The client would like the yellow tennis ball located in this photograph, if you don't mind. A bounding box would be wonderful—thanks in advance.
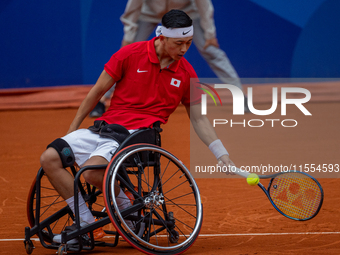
[247,173,259,186]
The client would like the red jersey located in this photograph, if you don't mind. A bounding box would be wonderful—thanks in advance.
[97,37,201,129]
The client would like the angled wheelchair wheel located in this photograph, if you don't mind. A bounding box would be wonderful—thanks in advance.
[103,144,203,255]
[27,167,106,243]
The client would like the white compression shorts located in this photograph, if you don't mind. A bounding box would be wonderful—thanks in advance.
[61,128,137,167]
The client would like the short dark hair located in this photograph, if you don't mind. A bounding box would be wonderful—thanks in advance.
[161,9,192,28]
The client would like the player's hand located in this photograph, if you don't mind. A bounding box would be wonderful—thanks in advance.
[218,154,236,175]
[121,39,133,48]
[203,38,219,49]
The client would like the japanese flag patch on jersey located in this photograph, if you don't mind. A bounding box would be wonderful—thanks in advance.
[170,78,181,87]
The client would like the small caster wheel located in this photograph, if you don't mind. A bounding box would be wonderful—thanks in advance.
[24,240,34,254]
[169,230,179,243]
[58,245,67,255]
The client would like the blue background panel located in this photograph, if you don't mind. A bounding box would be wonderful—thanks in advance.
[211,0,301,78]
[0,0,338,89]
[0,0,83,88]
[291,0,340,77]
[248,0,325,27]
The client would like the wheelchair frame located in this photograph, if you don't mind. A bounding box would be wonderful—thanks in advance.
[24,124,203,255]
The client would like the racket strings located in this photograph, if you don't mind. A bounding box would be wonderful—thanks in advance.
[269,173,322,220]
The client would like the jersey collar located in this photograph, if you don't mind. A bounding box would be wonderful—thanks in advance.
[148,37,181,72]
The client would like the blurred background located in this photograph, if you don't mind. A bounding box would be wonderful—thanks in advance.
[0,0,339,89]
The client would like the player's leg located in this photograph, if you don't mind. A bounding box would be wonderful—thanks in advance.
[81,142,140,233]
[81,133,121,191]
[41,129,98,200]
[192,18,243,89]
[82,156,132,213]
[81,135,133,212]
[40,147,74,199]
[133,20,158,42]
[43,130,105,243]
[52,156,109,242]
[59,130,118,221]
[81,156,108,191]
[192,18,249,111]
[79,155,130,216]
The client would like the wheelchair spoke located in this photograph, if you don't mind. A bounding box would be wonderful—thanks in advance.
[129,166,152,194]
[137,154,153,193]
[159,167,182,189]
[152,208,174,234]
[164,191,195,203]
[144,152,152,193]
[122,162,153,195]
[163,196,197,219]
[39,194,62,200]
[150,208,159,246]
[170,218,190,239]
[38,197,64,210]
[153,204,196,230]
[152,207,192,241]
[93,201,105,208]
[155,158,171,188]
[40,196,64,218]
[162,178,189,196]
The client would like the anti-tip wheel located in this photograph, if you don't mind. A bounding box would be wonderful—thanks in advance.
[169,230,179,243]
[25,240,34,254]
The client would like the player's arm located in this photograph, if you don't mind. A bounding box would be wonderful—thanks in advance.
[67,70,115,134]
[185,104,234,167]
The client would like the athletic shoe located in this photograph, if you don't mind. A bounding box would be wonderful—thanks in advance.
[52,221,89,244]
[88,219,105,240]
[89,101,105,118]
[53,220,105,244]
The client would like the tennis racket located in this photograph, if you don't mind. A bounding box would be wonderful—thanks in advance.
[233,168,324,221]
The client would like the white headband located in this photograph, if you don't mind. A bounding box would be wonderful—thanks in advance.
[155,25,194,38]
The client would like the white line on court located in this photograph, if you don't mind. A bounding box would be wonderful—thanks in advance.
[197,232,340,237]
[4,231,340,242]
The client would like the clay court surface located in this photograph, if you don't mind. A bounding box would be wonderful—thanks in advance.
[0,83,339,254]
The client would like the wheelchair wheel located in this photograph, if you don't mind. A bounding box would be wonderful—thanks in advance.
[103,144,203,255]
[27,167,106,243]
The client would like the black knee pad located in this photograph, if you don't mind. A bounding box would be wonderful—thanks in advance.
[47,138,75,167]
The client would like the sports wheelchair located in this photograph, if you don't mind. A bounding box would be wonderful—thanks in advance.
[24,123,203,255]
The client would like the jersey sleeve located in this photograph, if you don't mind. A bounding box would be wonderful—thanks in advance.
[104,46,133,81]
